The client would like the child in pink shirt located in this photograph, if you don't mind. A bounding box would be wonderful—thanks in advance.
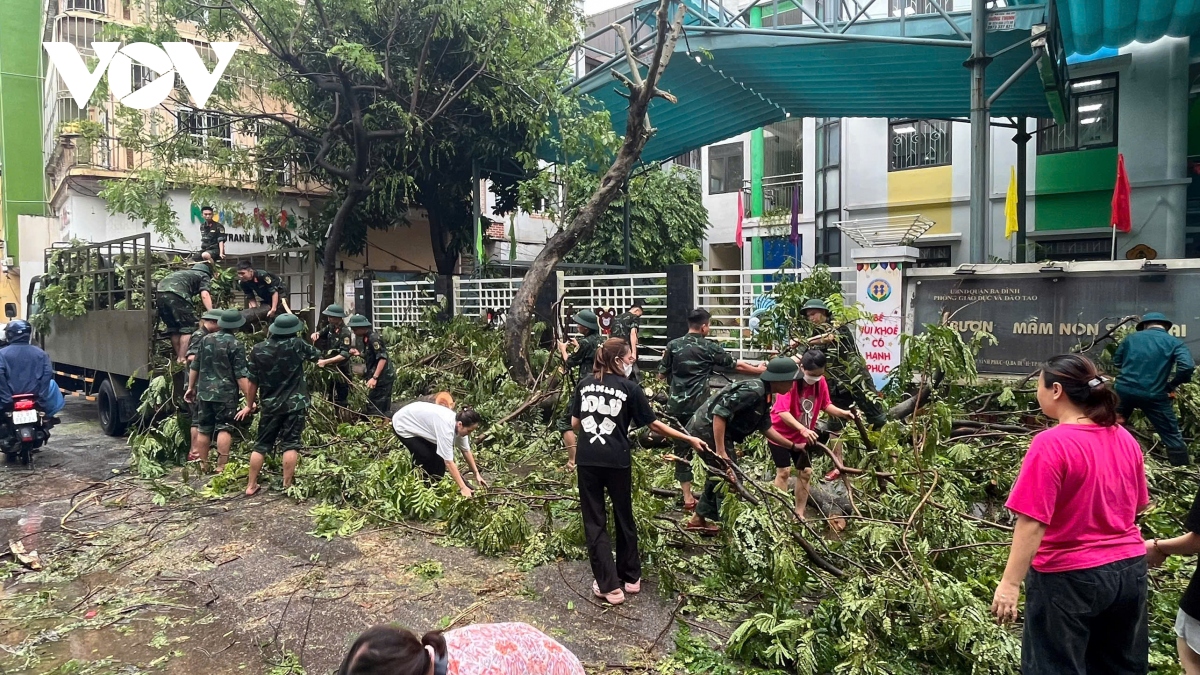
[991,354,1149,675]
[770,350,857,520]
[338,622,585,675]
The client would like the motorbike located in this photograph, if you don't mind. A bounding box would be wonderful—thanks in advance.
[3,394,51,465]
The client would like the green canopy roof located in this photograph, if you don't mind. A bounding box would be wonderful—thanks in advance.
[1014,0,1200,55]
[571,6,1058,164]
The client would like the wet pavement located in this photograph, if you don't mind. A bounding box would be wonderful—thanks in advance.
[0,398,683,674]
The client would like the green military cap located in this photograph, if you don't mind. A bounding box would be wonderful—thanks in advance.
[218,309,246,330]
[760,357,799,382]
[322,303,348,318]
[572,309,599,332]
[801,298,830,313]
[192,262,213,274]
[347,314,372,329]
[269,314,303,335]
[1137,312,1172,331]
[201,309,223,320]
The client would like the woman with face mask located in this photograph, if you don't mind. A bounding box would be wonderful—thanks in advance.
[770,349,858,520]
[337,622,585,675]
[571,338,709,605]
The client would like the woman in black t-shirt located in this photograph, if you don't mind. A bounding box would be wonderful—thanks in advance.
[571,338,708,606]
[1147,489,1200,672]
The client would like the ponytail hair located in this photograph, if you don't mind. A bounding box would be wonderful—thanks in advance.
[593,338,630,378]
[337,625,446,675]
[1041,354,1119,427]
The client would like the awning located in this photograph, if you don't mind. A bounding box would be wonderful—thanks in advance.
[1014,0,1200,56]
[568,5,1059,164]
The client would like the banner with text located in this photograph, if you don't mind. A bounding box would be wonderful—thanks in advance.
[856,262,904,389]
[910,271,1197,375]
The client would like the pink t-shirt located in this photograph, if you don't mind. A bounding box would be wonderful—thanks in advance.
[1005,423,1148,573]
[445,622,585,675]
[770,378,832,445]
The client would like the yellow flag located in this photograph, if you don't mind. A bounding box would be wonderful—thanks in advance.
[1004,166,1018,240]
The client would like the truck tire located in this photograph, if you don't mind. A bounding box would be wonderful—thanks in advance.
[97,379,129,437]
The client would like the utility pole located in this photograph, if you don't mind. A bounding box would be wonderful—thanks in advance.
[1013,117,1031,263]
[968,0,992,263]
[623,181,632,273]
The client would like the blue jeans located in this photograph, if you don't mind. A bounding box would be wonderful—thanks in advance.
[1022,556,1148,675]
[1116,391,1188,465]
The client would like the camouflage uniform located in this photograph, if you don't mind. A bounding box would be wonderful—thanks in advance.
[658,333,738,425]
[676,379,773,521]
[156,269,210,334]
[814,325,886,429]
[185,326,213,429]
[248,335,319,454]
[556,332,604,433]
[199,220,226,261]
[359,330,395,415]
[240,269,286,306]
[315,323,353,405]
[189,331,250,435]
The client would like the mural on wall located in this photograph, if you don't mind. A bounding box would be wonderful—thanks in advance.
[190,203,298,246]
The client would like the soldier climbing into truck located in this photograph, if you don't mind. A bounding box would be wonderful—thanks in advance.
[156,262,215,362]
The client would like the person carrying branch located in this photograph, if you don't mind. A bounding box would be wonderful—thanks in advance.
[156,262,215,362]
[236,261,285,320]
[609,301,643,379]
[659,308,765,511]
[312,303,354,411]
[680,357,804,536]
[185,309,252,472]
[556,309,603,469]
[348,314,395,416]
[391,401,486,498]
[1113,311,1195,466]
[239,314,320,496]
[770,349,857,521]
[571,338,708,605]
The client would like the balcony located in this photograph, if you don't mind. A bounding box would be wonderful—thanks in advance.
[741,173,804,221]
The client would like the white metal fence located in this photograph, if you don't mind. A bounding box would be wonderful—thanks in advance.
[454,277,524,322]
[562,272,668,361]
[695,267,855,359]
[372,280,437,327]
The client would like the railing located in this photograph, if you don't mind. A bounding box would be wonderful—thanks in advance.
[562,272,668,361]
[761,173,803,220]
[372,280,437,327]
[454,277,524,321]
[695,267,855,359]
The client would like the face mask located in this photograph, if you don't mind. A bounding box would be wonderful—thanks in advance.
[803,374,821,385]
[622,363,634,377]
[426,646,448,675]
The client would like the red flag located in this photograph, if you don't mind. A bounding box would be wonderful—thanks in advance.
[736,191,744,249]
[1111,153,1131,233]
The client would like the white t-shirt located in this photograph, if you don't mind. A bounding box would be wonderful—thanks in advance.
[392,401,469,462]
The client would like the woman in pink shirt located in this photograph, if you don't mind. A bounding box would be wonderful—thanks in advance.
[991,354,1149,675]
[771,350,857,520]
[337,622,586,675]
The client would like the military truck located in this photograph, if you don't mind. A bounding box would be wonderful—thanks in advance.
[26,233,316,435]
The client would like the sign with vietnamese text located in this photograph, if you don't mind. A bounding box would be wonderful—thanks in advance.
[855,262,904,389]
[911,272,1200,375]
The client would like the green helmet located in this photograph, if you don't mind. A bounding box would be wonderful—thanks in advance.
[760,357,799,382]
[192,262,213,274]
[322,303,348,318]
[801,299,830,313]
[347,314,372,329]
[269,313,304,335]
[217,309,245,330]
[572,309,599,332]
[201,309,223,321]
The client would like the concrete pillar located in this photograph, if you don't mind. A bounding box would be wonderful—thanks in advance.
[852,246,918,389]
[666,264,698,340]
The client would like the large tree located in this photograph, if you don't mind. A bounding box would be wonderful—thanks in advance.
[102,0,576,300]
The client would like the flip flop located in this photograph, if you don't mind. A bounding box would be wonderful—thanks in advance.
[682,499,697,512]
[684,522,721,536]
[824,469,841,482]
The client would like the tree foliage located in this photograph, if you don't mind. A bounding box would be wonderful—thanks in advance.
[564,165,706,271]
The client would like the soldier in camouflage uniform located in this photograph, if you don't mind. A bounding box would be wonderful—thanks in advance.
[240,314,320,495]
[197,206,226,262]
[156,262,215,362]
[185,309,251,472]
[236,261,285,318]
[609,302,643,381]
[311,303,354,410]
[659,308,765,510]
[348,314,395,416]
[555,309,604,469]
[679,357,801,534]
[186,309,222,455]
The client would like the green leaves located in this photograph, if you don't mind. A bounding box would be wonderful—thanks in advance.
[326,43,384,77]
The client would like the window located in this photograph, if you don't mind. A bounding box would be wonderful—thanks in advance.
[889,119,952,171]
[58,16,100,51]
[1034,237,1111,262]
[915,245,952,268]
[763,118,803,213]
[1038,75,1118,154]
[815,117,842,267]
[889,0,952,16]
[256,123,292,186]
[178,108,232,157]
[671,148,701,171]
[65,0,106,12]
[708,142,743,194]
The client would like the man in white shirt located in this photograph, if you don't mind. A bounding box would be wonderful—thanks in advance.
[392,402,486,497]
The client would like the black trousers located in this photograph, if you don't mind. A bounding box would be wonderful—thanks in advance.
[398,435,446,479]
[1116,391,1189,465]
[1022,556,1148,675]
[577,465,640,594]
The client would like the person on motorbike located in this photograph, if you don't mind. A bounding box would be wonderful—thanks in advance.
[0,320,63,425]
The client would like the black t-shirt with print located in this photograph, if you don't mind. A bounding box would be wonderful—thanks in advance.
[1180,487,1200,620]
[569,373,656,469]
